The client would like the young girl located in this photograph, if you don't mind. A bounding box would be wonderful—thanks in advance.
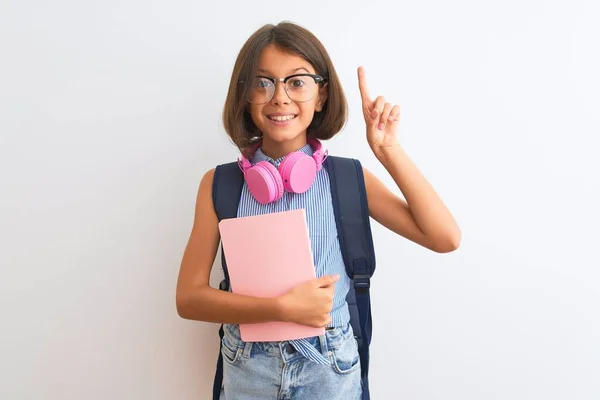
[176,21,461,399]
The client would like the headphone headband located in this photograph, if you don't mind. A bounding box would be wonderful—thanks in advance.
[238,138,327,173]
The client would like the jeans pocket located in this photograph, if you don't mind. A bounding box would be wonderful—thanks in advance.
[221,326,242,365]
[331,333,360,374]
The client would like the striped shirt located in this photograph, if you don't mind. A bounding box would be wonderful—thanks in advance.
[236,142,350,364]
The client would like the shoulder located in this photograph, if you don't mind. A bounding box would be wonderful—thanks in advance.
[199,161,242,198]
[323,154,363,169]
[199,167,216,189]
[322,155,366,184]
[196,168,216,206]
[193,163,240,223]
[323,156,385,215]
[201,167,216,182]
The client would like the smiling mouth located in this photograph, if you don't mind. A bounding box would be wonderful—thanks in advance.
[267,114,297,122]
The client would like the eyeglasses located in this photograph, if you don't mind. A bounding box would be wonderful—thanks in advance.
[245,73,326,105]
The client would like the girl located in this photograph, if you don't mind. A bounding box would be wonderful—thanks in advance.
[176,21,461,399]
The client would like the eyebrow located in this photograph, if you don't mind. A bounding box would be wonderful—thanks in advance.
[257,67,312,75]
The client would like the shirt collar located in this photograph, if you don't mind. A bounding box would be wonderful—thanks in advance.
[251,142,314,167]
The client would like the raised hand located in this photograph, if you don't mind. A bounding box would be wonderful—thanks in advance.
[357,66,401,154]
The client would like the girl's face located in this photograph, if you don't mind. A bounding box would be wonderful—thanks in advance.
[248,44,327,149]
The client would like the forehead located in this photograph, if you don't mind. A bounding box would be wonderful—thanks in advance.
[257,44,315,76]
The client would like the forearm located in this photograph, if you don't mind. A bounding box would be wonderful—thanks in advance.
[374,144,461,244]
[177,285,284,324]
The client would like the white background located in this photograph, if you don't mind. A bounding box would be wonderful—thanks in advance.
[1,0,599,399]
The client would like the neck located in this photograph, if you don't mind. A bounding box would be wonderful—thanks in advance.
[260,134,308,160]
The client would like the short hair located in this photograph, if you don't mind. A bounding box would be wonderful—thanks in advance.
[222,22,348,153]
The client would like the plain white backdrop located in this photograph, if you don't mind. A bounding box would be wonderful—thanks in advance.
[1,0,599,399]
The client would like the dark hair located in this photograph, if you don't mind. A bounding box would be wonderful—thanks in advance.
[222,21,348,153]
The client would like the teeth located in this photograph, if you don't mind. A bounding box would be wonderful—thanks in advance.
[269,115,296,122]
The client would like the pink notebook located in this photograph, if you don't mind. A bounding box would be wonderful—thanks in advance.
[217,208,325,342]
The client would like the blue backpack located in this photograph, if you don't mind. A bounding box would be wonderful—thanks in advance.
[211,155,376,400]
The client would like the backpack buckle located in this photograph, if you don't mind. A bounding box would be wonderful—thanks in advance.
[353,273,371,290]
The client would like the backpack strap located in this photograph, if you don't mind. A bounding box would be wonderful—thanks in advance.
[212,161,245,282]
[210,161,244,400]
[324,156,376,400]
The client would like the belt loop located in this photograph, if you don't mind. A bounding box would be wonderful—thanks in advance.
[242,341,253,358]
[319,334,329,358]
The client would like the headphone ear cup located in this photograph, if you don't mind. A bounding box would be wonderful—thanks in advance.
[245,161,284,204]
[279,152,317,193]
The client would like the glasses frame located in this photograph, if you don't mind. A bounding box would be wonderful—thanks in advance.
[243,73,327,105]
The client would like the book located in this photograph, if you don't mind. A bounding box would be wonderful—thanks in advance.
[218,208,325,342]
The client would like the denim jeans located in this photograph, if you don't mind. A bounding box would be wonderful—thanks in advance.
[219,322,362,399]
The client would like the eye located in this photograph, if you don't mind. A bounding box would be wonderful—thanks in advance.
[255,78,273,89]
[287,78,305,89]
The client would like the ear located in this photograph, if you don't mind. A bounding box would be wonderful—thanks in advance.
[315,82,328,112]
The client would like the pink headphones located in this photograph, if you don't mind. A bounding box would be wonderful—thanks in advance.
[238,138,327,204]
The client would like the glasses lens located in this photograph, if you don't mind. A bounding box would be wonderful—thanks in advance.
[248,77,274,104]
[285,76,317,102]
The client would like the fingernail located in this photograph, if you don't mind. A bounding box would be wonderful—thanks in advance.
[378,122,384,130]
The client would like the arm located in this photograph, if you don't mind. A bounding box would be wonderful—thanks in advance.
[363,147,461,253]
[175,168,339,326]
[175,168,283,324]
[357,66,461,253]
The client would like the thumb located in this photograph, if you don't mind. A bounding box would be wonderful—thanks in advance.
[315,274,340,287]
[369,108,379,122]
[364,108,379,129]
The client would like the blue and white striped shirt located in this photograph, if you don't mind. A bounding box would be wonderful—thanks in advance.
[236,143,350,363]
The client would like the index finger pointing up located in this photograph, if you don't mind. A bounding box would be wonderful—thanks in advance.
[357,66,371,105]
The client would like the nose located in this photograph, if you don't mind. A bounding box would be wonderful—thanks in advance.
[270,79,290,105]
